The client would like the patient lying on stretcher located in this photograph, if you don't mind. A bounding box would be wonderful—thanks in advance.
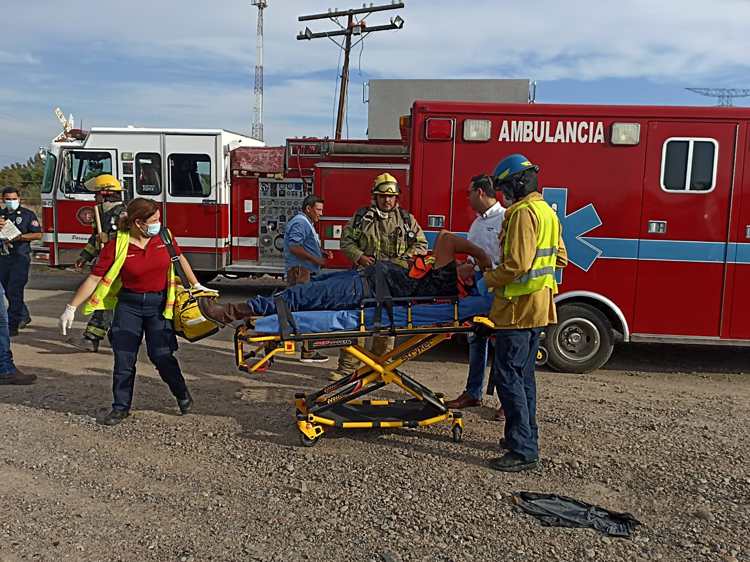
[198,231,492,325]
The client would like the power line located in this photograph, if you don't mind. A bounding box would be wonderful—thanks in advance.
[297,2,405,140]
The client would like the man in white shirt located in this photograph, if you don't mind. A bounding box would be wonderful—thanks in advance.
[446,175,505,413]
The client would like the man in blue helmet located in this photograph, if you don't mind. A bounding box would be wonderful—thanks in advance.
[482,154,568,472]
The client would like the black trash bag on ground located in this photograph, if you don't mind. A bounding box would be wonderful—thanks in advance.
[512,492,641,537]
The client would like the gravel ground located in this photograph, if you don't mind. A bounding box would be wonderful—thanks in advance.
[1,267,748,562]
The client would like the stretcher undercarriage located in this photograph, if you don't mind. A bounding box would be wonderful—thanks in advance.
[234,293,492,446]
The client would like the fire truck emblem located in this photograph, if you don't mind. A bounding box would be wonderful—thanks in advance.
[76,206,95,226]
[542,188,602,272]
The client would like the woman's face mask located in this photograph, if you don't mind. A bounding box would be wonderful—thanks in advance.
[139,220,161,237]
[3,199,20,211]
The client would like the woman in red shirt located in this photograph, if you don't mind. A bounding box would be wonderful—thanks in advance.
[59,198,211,426]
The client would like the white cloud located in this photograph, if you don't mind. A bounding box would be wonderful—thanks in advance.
[0,50,39,65]
[2,0,750,165]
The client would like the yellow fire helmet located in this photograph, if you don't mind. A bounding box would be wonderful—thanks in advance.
[84,174,123,192]
[372,172,401,196]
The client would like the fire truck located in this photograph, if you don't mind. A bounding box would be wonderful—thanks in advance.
[40,100,750,373]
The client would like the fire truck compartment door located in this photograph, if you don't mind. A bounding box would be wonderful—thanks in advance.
[163,135,224,271]
[635,121,736,337]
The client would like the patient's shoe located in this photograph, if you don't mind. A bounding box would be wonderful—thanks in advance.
[198,298,254,326]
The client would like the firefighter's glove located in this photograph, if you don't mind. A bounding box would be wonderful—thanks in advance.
[191,283,218,296]
[59,304,76,336]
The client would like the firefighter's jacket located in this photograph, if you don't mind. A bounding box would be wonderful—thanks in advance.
[483,192,568,329]
[340,205,428,269]
[79,203,127,263]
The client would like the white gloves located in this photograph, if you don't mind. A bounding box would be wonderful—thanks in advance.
[191,283,218,295]
[59,304,76,336]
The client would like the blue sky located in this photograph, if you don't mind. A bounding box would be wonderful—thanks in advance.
[1,0,749,166]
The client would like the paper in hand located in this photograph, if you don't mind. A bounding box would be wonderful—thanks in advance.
[0,220,22,241]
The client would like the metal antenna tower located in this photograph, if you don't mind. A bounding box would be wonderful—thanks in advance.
[251,0,268,141]
[297,2,405,140]
[686,88,750,107]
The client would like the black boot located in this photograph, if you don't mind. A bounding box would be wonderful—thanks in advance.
[177,391,193,415]
[97,409,129,426]
[0,368,37,385]
[488,451,539,472]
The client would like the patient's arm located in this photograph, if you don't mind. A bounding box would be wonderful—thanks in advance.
[432,230,492,271]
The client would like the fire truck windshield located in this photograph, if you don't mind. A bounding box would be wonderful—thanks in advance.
[63,151,113,194]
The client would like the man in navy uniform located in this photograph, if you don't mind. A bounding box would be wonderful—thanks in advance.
[0,187,42,336]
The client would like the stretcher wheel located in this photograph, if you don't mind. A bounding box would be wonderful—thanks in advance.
[536,345,548,366]
[299,432,321,447]
[451,425,463,443]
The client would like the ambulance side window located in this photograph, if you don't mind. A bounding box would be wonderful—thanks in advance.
[661,138,717,192]
[168,154,211,197]
[136,153,162,195]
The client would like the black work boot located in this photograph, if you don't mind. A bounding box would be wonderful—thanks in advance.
[0,368,37,385]
[177,391,193,415]
[97,409,129,426]
[68,335,99,352]
[488,451,539,473]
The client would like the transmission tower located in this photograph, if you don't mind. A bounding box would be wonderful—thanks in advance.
[251,0,268,141]
[686,88,750,107]
[297,2,405,140]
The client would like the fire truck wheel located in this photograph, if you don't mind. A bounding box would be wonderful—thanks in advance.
[195,271,217,285]
[545,303,614,374]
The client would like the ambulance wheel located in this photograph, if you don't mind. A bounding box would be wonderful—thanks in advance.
[195,271,217,284]
[451,425,463,443]
[545,303,614,374]
[299,432,321,447]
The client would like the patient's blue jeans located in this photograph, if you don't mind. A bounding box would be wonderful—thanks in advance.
[246,270,366,316]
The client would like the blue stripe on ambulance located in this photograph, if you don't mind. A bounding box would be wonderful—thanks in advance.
[424,231,750,265]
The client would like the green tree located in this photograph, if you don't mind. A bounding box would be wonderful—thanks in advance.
[0,154,44,206]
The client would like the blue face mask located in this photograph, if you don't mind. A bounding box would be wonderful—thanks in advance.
[4,200,19,211]
[142,222,161,237]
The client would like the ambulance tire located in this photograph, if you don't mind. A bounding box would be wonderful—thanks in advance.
[195,271,217,284]
[545,303,614,374]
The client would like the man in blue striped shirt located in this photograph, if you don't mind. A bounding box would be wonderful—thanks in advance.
[283,195,331,363]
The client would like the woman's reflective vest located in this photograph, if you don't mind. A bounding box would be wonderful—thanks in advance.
[503,198,560,298]
[82,231,177,319]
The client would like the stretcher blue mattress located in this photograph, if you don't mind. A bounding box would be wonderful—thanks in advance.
[253,293,493,335]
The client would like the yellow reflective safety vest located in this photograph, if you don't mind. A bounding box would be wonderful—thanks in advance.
[82,231,177,319]
[503,198,560,298]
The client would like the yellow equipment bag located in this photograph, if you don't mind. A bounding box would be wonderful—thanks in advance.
[172,286,220,342]
[158,228,219,342]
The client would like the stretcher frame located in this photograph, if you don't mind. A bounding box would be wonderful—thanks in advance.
[234,294,484,446]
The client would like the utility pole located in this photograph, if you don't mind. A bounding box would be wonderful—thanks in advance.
[297,2,405,140]
[686,87,750,107]
[251,0,268,141]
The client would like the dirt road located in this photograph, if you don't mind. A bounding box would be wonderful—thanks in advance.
[1,267,748,562]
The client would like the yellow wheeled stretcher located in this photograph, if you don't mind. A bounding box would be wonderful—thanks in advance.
[233,294,491,447]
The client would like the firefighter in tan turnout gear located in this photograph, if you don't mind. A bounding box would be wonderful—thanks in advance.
[329,172,428,381]
[68,174,127,352]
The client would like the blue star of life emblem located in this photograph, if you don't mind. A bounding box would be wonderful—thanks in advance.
[542,188,602,272]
